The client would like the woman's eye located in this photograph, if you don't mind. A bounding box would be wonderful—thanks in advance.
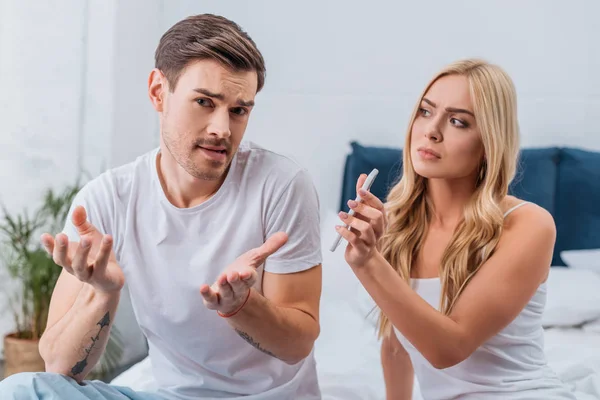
[419,108,430,117]
[450,118,468,128]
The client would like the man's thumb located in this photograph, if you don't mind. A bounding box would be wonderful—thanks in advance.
[256,232,288,261]
[72,206,98,236]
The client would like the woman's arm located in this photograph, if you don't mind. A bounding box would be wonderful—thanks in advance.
[337,191,555,369]
[382,330,414,400]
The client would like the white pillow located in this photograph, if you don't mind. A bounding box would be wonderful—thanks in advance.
[560,249,600,271]
[542,267,600,328]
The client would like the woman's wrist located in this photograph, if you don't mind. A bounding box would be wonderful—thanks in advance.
[351,250,384,272]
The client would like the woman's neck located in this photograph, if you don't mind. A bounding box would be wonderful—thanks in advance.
[425,177,477,229]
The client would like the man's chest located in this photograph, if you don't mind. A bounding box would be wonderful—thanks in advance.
[116,218,267,345]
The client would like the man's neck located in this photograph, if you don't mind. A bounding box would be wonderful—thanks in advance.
[156,150,226,209]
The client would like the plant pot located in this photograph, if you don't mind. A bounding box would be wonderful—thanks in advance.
[3,333,45,378]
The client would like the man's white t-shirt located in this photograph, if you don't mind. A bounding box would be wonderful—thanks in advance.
[62,141,323,400]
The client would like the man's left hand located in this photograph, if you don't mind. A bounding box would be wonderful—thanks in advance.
[200,232,288,315]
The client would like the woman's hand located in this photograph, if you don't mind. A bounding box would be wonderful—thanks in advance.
[336,173,387,269]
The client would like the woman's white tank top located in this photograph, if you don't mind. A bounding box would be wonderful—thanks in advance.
[394,202,577,399]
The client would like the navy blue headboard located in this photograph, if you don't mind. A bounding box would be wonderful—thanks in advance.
[339,141,600,266]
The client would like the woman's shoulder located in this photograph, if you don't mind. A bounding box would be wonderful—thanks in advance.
[500,195,556,238]
[496,196,556,281]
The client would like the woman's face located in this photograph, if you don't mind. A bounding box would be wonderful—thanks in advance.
[410,74,485,181]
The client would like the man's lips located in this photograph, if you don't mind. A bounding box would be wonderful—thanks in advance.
[198,145,227,153]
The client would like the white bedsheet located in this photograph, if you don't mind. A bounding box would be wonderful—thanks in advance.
[112,214,600,399]
[312,248,600,399]
[543,327,600,400]
[111,307,600,400]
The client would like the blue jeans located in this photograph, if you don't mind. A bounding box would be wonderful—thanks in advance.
[0,372,163,400]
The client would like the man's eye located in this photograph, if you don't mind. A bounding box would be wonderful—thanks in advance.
[196,98,213,107]
[231,107,248,116]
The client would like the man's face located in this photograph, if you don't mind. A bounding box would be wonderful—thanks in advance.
[157,59,258,181]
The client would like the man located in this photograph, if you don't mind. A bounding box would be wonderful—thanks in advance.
[1,13,323,400]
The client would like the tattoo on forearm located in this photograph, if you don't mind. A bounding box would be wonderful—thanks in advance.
[235,329,280,359]
[70,312,111,376]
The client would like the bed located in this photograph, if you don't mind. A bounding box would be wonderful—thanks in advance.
[112,143,600,399]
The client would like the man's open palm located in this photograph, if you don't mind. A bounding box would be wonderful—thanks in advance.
[200,232,288,315]
[41,206,124,294]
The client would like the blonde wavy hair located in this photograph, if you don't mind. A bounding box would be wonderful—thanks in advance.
[378,59,520,338]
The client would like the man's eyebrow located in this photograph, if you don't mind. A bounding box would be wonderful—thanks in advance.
[193,88,224,100]
[237,99,254,107]
[193,88,254,107]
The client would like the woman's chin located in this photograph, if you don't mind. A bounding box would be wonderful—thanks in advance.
[413,164,445,180]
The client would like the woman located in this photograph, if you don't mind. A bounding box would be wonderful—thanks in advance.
[335,59,576,399]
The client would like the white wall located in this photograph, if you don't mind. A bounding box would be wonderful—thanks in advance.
[0,0,146,361]
[110,0,163,167]
[0,0,89,355]
[0,0,598,359]
[154,0,600,216]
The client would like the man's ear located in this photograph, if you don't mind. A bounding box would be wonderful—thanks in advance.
[148,68,167,112]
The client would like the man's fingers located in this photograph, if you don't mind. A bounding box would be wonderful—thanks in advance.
[218,274,235,300]
[200,285,220,309]
[71,238,93,281]
[41,233,55,256]
[43,234,73,275]
[249,232,288,266]
[52,233,71,269]
[239,269,257,287]
[93,235,113,272]
[227,271,249,293]
[261,232,288,256]
[72,206,100,237]
[217,274,228,286]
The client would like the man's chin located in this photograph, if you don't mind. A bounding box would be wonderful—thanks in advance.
[189,160,231,181]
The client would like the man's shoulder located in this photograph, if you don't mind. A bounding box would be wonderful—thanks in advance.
[237,141,308,182]
[80,148,157,200]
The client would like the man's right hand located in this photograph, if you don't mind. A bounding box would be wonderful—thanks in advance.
[41,205,124,294]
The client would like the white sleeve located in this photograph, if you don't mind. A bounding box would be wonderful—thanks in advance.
[263,169,322,274]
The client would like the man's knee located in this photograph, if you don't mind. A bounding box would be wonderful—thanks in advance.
[0,372,40,398]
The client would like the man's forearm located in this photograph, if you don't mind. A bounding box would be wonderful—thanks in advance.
[226,289,319,364]
[39,284,119,381]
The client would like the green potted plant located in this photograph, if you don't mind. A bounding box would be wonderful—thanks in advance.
[0,182,123,381]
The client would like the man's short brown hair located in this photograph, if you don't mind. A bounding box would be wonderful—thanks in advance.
[155,14,266,93]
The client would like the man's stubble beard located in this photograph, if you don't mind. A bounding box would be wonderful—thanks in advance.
[162,129,232,182]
